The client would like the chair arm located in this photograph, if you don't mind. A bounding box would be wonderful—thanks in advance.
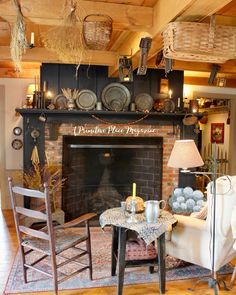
[173,214,207,231]
[55,213,97,229]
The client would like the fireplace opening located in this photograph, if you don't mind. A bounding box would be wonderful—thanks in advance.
[62,136,163,224]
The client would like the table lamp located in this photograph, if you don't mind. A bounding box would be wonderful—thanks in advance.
[167,139,204,172]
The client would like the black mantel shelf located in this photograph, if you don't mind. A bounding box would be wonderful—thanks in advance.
[16,108,202,125]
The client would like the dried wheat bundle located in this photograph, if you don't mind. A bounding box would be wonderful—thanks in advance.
[10,0,27,72]
[42,2,87,64]
[61,87,80,99]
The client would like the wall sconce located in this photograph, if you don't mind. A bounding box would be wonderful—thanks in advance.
[119,56,133,82]
[137,37,152,75]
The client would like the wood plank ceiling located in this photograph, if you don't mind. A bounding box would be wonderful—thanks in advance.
[0,0,236,85]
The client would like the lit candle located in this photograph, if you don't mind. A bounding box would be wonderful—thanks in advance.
[132,183,136,199]
[30,32,34,45]
[168,89,172,99]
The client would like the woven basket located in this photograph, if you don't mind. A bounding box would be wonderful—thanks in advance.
[162,20,236,63]
[83,14,112,50]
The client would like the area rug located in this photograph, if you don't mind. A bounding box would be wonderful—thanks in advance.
[4,227,233,294]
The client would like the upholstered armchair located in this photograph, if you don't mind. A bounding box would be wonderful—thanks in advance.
[230,206,236,288]
[166,175,236,273]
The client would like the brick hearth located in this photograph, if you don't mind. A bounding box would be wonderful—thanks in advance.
[45,123,179,214]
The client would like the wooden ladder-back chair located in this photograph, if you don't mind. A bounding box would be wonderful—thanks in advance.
[8,177,96,295]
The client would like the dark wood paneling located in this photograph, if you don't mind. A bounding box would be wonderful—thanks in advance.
[40,64,59,96]
[133,69,151,97]
[168,70,184,109]
[41,64,184,109]
[59,64,77,90]
[78,65,97,92]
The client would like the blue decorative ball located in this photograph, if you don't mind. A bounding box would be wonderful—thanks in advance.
[180,203,187,211]
[186,198,195,209]
[183,187,194,196]
[172,202,180,210]
[174,188,183,197]
[196,200,203,207]
[177,196,185,203]
[193,190,204,200]
[193,205,201,212]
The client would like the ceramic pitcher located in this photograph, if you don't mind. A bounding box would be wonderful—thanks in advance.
[144,200,166,223]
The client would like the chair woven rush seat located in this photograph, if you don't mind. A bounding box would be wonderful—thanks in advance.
[22,227,89,255]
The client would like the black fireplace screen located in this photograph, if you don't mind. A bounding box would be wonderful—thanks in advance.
[62,136,163,222]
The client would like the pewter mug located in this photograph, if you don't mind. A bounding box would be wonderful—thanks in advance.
[144,200,166,223]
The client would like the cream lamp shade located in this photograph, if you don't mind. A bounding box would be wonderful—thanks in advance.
[26,84,36,95]
[167,139,204,172]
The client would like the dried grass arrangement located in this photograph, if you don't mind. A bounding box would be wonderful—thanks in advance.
[23,161,66,211]
[42,1,86,64]
[10,0,27,72]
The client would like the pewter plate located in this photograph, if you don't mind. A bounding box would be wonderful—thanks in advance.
[76,89,97,110]
[163,99,175,113]
[54,94,67,109]
[135,93,153,112]
[101,83,131,111]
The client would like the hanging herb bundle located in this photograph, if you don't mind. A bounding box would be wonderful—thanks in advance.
[10,0,27,72]
[42,1,86,65]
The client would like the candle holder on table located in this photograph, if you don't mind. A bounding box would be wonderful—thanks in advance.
[126,198,139,223]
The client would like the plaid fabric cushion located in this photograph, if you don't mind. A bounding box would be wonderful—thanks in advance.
[125,238,157,261]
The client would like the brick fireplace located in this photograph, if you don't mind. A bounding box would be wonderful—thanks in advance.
[44,122,180,221]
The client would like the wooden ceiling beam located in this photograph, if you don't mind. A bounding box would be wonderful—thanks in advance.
[148,57,236,74]
[109,0,235,77]
[0,61,40,78]
[0,0,153,31]
[184,76,236,88]
[0,67,40,78]
[0,46,118,66]
[0,61,41,69]
[176,0,234,22]
[108,0,196,76]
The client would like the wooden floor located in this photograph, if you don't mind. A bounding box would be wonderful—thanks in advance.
[0,209,235,295]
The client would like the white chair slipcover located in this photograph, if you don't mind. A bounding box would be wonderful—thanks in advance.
[166,175,236,273]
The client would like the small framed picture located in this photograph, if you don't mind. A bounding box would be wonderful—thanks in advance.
[211,123,224,143]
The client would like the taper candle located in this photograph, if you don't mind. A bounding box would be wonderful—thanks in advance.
[132,183,136,199]
[177,97,180,108]
[30,32,34,45]
[43,80,47,92]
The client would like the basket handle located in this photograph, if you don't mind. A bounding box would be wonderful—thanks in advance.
[83,14,112,23]
[208,15,216,49]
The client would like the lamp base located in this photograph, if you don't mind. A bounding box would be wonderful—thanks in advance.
[180,168,191,173]
[188,276,229,295]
